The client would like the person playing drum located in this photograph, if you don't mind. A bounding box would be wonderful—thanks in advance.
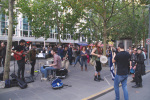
[91,41,104,82]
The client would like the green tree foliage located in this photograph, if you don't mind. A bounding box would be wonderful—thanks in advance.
[67,0,132,55]
[17,0,82,44]
[110,1,149,47]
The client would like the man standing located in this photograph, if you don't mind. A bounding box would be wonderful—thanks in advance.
[68,45,73,65]
[73,46,81,67]
[1,42,6,67]
[112,43,130,100]
[62,45,69,71]
[12,39,27,81]
[0,42,3,67]
[132,48,145,88]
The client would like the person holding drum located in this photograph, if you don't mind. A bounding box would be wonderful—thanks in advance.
[91,41,104,82]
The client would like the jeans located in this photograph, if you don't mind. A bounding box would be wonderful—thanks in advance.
[40,66,56,78]
[81,59,87,68]
[30,60,36,75]
[17,59,25,79]
[114,74,128,100]
[108,57,111,67]
[68,55,72,65]
[74,56,81,66]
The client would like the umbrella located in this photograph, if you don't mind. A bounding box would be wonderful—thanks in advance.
[77,43,88,46]
[89,43,94,46]
[100,44,104,47]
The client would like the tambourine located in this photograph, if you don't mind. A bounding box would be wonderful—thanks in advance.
[100,55,108,64]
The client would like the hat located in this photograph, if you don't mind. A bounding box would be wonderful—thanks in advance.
[137,48,142,50]
[19,39,26,43]
[52,47,58,53]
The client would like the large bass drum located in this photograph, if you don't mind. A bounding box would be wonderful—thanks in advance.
[100,55,108,64]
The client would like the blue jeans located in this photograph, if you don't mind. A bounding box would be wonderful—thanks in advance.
[81,59,87,68]
[40,66,56,78]
[114,74,128,100]
[108,57,111,67]
[74,56,81,66]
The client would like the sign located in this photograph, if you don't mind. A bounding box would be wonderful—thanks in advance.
[146,38,150,44]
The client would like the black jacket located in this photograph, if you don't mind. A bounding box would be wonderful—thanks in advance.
[136,53,145,75]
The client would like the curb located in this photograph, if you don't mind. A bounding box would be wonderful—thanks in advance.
[82,70,150,100]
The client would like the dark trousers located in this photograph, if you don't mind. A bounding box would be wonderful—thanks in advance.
[68,55,72,65]
[17,59,25,79]
[2,57,5,67]
[30,60,36,75]
[135,71,142,85]
[0,57,2,66]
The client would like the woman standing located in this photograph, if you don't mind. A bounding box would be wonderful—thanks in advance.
[81,46,88,71]
[91,41,104,82]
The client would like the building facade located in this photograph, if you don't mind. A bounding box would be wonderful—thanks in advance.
[0,8,87,47]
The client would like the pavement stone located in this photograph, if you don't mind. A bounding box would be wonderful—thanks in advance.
[0,59,150,100]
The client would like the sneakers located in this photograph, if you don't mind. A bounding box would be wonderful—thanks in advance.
[94,78,100,82]
[85,67,87,71]
[41,78,47,81]
[81,67,83,71]
[132,85,140,88]
[98,78,104,81]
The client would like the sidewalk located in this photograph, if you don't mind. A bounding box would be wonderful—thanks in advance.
[95,72,150,100]
[0,59,150,100]
[0,59,114,100]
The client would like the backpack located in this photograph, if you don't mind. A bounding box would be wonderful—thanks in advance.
[5,80,11,88]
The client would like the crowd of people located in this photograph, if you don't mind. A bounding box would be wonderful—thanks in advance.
[0,39,147,100]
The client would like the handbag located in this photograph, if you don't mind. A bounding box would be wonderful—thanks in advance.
[90,59,96,66]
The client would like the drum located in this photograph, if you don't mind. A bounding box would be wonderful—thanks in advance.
[100,55,108,64]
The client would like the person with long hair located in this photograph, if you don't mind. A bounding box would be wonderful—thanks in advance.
[91,41,104,81]
[81,46,88,71]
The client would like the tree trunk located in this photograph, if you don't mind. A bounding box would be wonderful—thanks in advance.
[103,0,107,57]
[143,32,145,47]
[103,23,107,56]
[3,0,14,81]
[55,1,61,45]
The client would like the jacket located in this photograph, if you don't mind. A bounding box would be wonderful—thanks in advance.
[136,53,145,75]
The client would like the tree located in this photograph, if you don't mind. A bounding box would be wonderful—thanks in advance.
[3,0,15,81]
[67,0,132,56]
[110,1,149,47]
[17,0,81,44]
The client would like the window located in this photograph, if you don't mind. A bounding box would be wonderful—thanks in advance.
[23,31,28,37]
[55,26,58,33]
[23,24,28,30]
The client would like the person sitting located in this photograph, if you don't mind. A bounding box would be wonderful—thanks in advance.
[40,47,62,80]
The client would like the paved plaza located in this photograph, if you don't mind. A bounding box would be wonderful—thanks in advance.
[0,59,150,100]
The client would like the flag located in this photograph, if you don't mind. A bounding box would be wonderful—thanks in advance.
[110,52,115,80]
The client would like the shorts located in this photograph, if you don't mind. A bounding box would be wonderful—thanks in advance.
[94,61,102,72]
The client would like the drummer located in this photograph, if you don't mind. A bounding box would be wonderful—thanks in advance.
[91,41,104,82]
[40,47,62,80]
